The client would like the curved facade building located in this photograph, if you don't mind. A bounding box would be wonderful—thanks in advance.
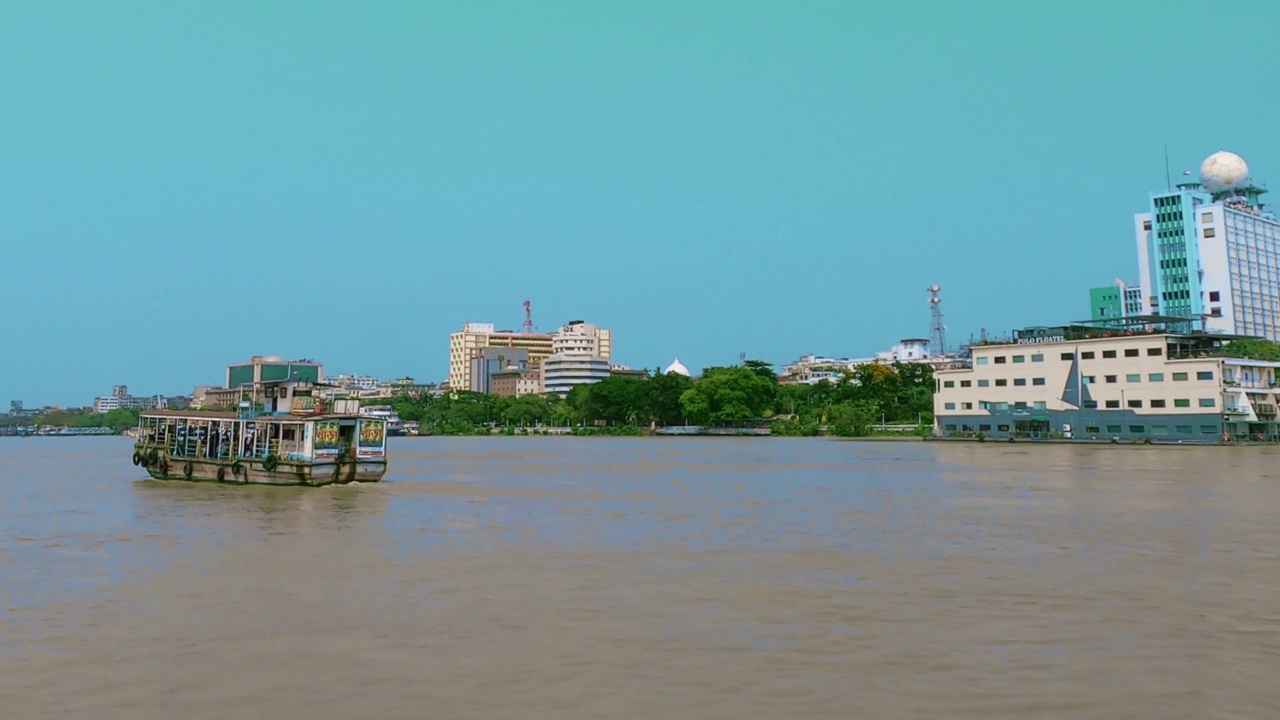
[542,353,611,396]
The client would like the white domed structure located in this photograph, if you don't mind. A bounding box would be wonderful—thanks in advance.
[664,358,691,377]
[1200,150,1250,191]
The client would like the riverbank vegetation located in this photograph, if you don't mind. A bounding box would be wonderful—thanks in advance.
[0,407,141,433]
[0,359,936,439]
[375,360,934,437]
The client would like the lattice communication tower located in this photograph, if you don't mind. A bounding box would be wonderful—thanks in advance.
[928,285,947,356]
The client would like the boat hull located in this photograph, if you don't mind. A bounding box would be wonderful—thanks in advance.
[132,445,386,486]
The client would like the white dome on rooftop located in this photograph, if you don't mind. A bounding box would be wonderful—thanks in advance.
[1200,150,1250,191]
[664,358,691,376]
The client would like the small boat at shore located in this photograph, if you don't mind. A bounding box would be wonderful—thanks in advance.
[131,380,388,486]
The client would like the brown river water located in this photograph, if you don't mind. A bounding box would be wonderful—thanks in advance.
[1,436,1278,719]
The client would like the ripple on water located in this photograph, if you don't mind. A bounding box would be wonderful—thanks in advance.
[2,437,1280,718]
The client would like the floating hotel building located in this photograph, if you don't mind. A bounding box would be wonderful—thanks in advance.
[933,317,1280,443]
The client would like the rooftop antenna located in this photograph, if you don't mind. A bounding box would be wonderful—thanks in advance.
[928,285,947,356]
[1164,144,1172,190]
[739,351,746,365]
[521,299,535,334]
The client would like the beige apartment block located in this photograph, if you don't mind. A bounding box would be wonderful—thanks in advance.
[490,368,543,397]
[934,324,1280,442]
[448,322,554,391]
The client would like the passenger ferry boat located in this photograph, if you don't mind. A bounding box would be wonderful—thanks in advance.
[131,380,388,486]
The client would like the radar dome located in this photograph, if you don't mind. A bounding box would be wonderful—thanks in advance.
[1200,150,1250,191]
[664,358,691,377]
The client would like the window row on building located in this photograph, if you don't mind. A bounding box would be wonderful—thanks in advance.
[942,422,1220,437]
[941,370,1213,390]
[941,398,1216,411]
[974,347,1168,365]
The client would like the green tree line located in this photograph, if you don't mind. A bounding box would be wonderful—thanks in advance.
[374,360,934,437]
[0,407,141,433]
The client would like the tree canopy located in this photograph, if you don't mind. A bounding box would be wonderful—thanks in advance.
[1221,338,1280,362]
[369,360,932,437]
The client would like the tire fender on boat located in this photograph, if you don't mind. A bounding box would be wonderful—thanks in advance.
[263,454,280,472]
[132,451,142,467]
[216,466,227,482]
[183,462,194,479]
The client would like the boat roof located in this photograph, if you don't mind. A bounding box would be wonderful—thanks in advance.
[140,409,367,422]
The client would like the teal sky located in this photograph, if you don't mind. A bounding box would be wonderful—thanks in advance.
[3,1,1279,406]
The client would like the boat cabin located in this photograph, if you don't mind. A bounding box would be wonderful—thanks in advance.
[138,380,387,463]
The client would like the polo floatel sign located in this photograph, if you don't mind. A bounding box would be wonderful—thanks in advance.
[1016,335,1066,345]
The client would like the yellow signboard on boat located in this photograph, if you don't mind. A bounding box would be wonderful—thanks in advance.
[357,419,385,458]
[314,421,341,457]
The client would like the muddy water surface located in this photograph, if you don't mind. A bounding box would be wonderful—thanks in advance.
[2,437,1279,718]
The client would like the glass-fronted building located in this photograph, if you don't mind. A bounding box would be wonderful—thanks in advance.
[1134,151,1280,340]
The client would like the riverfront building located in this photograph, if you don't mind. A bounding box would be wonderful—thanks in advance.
[1132,150,1280,340]
[933,318,1280,442]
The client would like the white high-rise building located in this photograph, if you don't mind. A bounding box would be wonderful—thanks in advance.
[551,320,612,358]
[1135,149,1280,339]
[540,321,615,396]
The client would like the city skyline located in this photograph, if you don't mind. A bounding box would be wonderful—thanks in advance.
[3,3,1280,406]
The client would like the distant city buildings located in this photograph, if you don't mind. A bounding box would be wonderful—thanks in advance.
[449,322,555,391]
[541,321,615,396]
[5,400,42,418]
[449,315,617,396]
[190,355,431,409]
[610,365,650,381]
[490,367,541,397]
[469,348,531,395]
[92,384,171,413]
[778,339,946,385]
[542,354,612,396]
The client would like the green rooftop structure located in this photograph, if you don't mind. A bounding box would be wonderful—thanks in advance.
[226,355,323,389]
[1089,284,1143,323]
